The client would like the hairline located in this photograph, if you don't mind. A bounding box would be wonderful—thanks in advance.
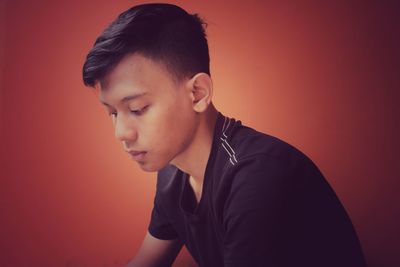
[96,52,192,90]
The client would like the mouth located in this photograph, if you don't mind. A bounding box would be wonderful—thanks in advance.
[127,150,147,161]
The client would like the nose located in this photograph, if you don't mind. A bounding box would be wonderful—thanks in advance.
[114,114,138,143]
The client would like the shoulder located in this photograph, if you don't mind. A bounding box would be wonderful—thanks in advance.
[216,115,312,165]
[221,118,320,180]
[234,124,308,164]
[214,117,329,202]
[217,121,345,218]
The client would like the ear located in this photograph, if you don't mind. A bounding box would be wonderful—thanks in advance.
[187,73,213,113]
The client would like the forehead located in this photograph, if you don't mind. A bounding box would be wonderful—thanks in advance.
[97,53,179,102]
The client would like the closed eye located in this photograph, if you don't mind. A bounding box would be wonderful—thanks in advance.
[130,105,149,116]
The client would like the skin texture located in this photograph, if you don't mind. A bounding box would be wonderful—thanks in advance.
[98,53,217,177]
[97,53,218,266]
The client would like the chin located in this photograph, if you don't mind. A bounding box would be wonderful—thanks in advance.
[137,160,168,172]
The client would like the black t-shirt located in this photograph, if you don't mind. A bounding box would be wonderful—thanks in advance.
[149,112,366,267]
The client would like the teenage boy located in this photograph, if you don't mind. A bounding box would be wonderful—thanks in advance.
[82,3,366,267]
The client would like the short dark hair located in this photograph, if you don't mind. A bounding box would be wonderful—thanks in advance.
[82,3,209,87]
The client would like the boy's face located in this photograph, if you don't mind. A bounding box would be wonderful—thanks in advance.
[97,53,199,172]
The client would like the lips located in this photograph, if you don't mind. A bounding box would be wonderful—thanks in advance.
[127,150,147,161]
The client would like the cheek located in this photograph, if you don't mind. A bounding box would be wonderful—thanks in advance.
[141,108,175,148]
[144,95,195,151]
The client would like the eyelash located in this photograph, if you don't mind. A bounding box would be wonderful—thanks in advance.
[130,105,148,116]
[108,105,148,117]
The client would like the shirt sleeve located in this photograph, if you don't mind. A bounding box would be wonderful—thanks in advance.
[148,192,178,240]
[148,169,179,240]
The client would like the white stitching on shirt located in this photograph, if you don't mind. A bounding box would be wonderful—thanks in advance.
[222,142,236,166]
[221,142,232,157]
[221,138,238,165]
[221,139,237,161]
[220,117,238,165]
[222,116,228,133]
[222,118,231,138]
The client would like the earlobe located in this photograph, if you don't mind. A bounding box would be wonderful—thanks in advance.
[189,73,213,113]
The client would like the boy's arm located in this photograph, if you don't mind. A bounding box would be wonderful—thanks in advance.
[125,231,183,267]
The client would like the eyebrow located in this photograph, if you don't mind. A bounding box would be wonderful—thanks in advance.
[100,92,147,107]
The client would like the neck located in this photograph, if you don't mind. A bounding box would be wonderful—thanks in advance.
[171,104,219,183]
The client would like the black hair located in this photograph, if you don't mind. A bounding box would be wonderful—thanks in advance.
[82,3,210,87]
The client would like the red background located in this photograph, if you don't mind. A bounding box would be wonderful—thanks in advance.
[1,1,399,266]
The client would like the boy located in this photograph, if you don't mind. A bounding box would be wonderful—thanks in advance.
[82,3,366,267]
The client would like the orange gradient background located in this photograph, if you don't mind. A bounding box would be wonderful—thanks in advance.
[1,1,399,267]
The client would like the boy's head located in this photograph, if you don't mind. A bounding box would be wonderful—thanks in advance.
[82,4,214,172]
[82,3,209,87]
